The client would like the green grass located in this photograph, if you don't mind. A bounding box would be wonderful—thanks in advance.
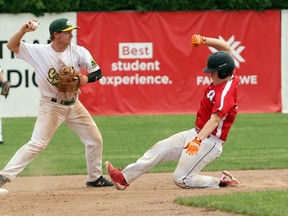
[1,113,288,216]
[207,113,288,170]
[103,113,288,172]
[175,189,288,216]
[1,113,288,176]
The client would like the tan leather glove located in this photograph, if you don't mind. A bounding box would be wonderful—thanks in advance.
[58,66,82,92]
[1,81,10,98]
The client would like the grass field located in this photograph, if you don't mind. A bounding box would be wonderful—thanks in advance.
[1,113,288,215]
[1,113,287,175]
[175,190,288,216]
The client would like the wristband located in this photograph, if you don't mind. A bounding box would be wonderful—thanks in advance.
[87,69,102,83]
[194,136,202,143]
[203,36,206,44]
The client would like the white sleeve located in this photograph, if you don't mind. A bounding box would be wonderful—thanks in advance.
[80,46,100,73]
[16,41,37,67]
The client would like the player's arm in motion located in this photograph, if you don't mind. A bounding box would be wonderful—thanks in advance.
[191,34,232,54]
[204,37,232,54]
[7,20,102,85]
[7,21,36,54]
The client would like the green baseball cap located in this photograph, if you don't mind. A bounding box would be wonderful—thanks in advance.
[49,18,79,36]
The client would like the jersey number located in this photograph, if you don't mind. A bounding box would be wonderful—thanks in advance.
[207,90,215,102]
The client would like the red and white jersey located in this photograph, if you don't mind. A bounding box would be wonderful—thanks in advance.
[195,76,240,141]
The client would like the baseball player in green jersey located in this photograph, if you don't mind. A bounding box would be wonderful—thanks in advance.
[0,18,113,190]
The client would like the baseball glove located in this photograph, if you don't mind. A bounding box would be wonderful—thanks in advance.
[1,81,10,98]
[58,66,82,92]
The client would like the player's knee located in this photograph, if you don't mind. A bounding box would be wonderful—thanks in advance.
[81,134,103,146]
[27,140,47,153]
[172,173,189,188]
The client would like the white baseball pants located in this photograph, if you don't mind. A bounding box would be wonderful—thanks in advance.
[0,97,103,182]
[122,128,223,188]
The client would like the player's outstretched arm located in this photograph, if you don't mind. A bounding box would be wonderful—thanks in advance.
[205,37,232,53]
[191,34,232,53]
[7,20,38,54]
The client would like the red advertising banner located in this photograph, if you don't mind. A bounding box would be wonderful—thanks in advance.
[77,11,281,115]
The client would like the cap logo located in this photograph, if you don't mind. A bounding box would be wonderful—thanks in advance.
[66,20,72,27]
[218,63,227,68]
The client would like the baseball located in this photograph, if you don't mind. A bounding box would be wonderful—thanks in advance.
[31,20,39,29]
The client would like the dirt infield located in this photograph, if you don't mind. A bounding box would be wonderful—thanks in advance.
[1,169,288,216]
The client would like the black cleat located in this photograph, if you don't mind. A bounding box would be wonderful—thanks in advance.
[86,176,114,187]
[0,175,10,188]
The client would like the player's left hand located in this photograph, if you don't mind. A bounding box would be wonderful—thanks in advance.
[191,34,206,47]
[58,66,82,92]
[184,137,201,155]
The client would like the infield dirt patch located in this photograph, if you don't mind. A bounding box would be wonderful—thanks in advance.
[1,169,287,216]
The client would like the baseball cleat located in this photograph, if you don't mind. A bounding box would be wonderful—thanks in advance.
[105,161,129,190]
[219,170,240,187]
[0,175,10,188]
[86,175,114,187]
